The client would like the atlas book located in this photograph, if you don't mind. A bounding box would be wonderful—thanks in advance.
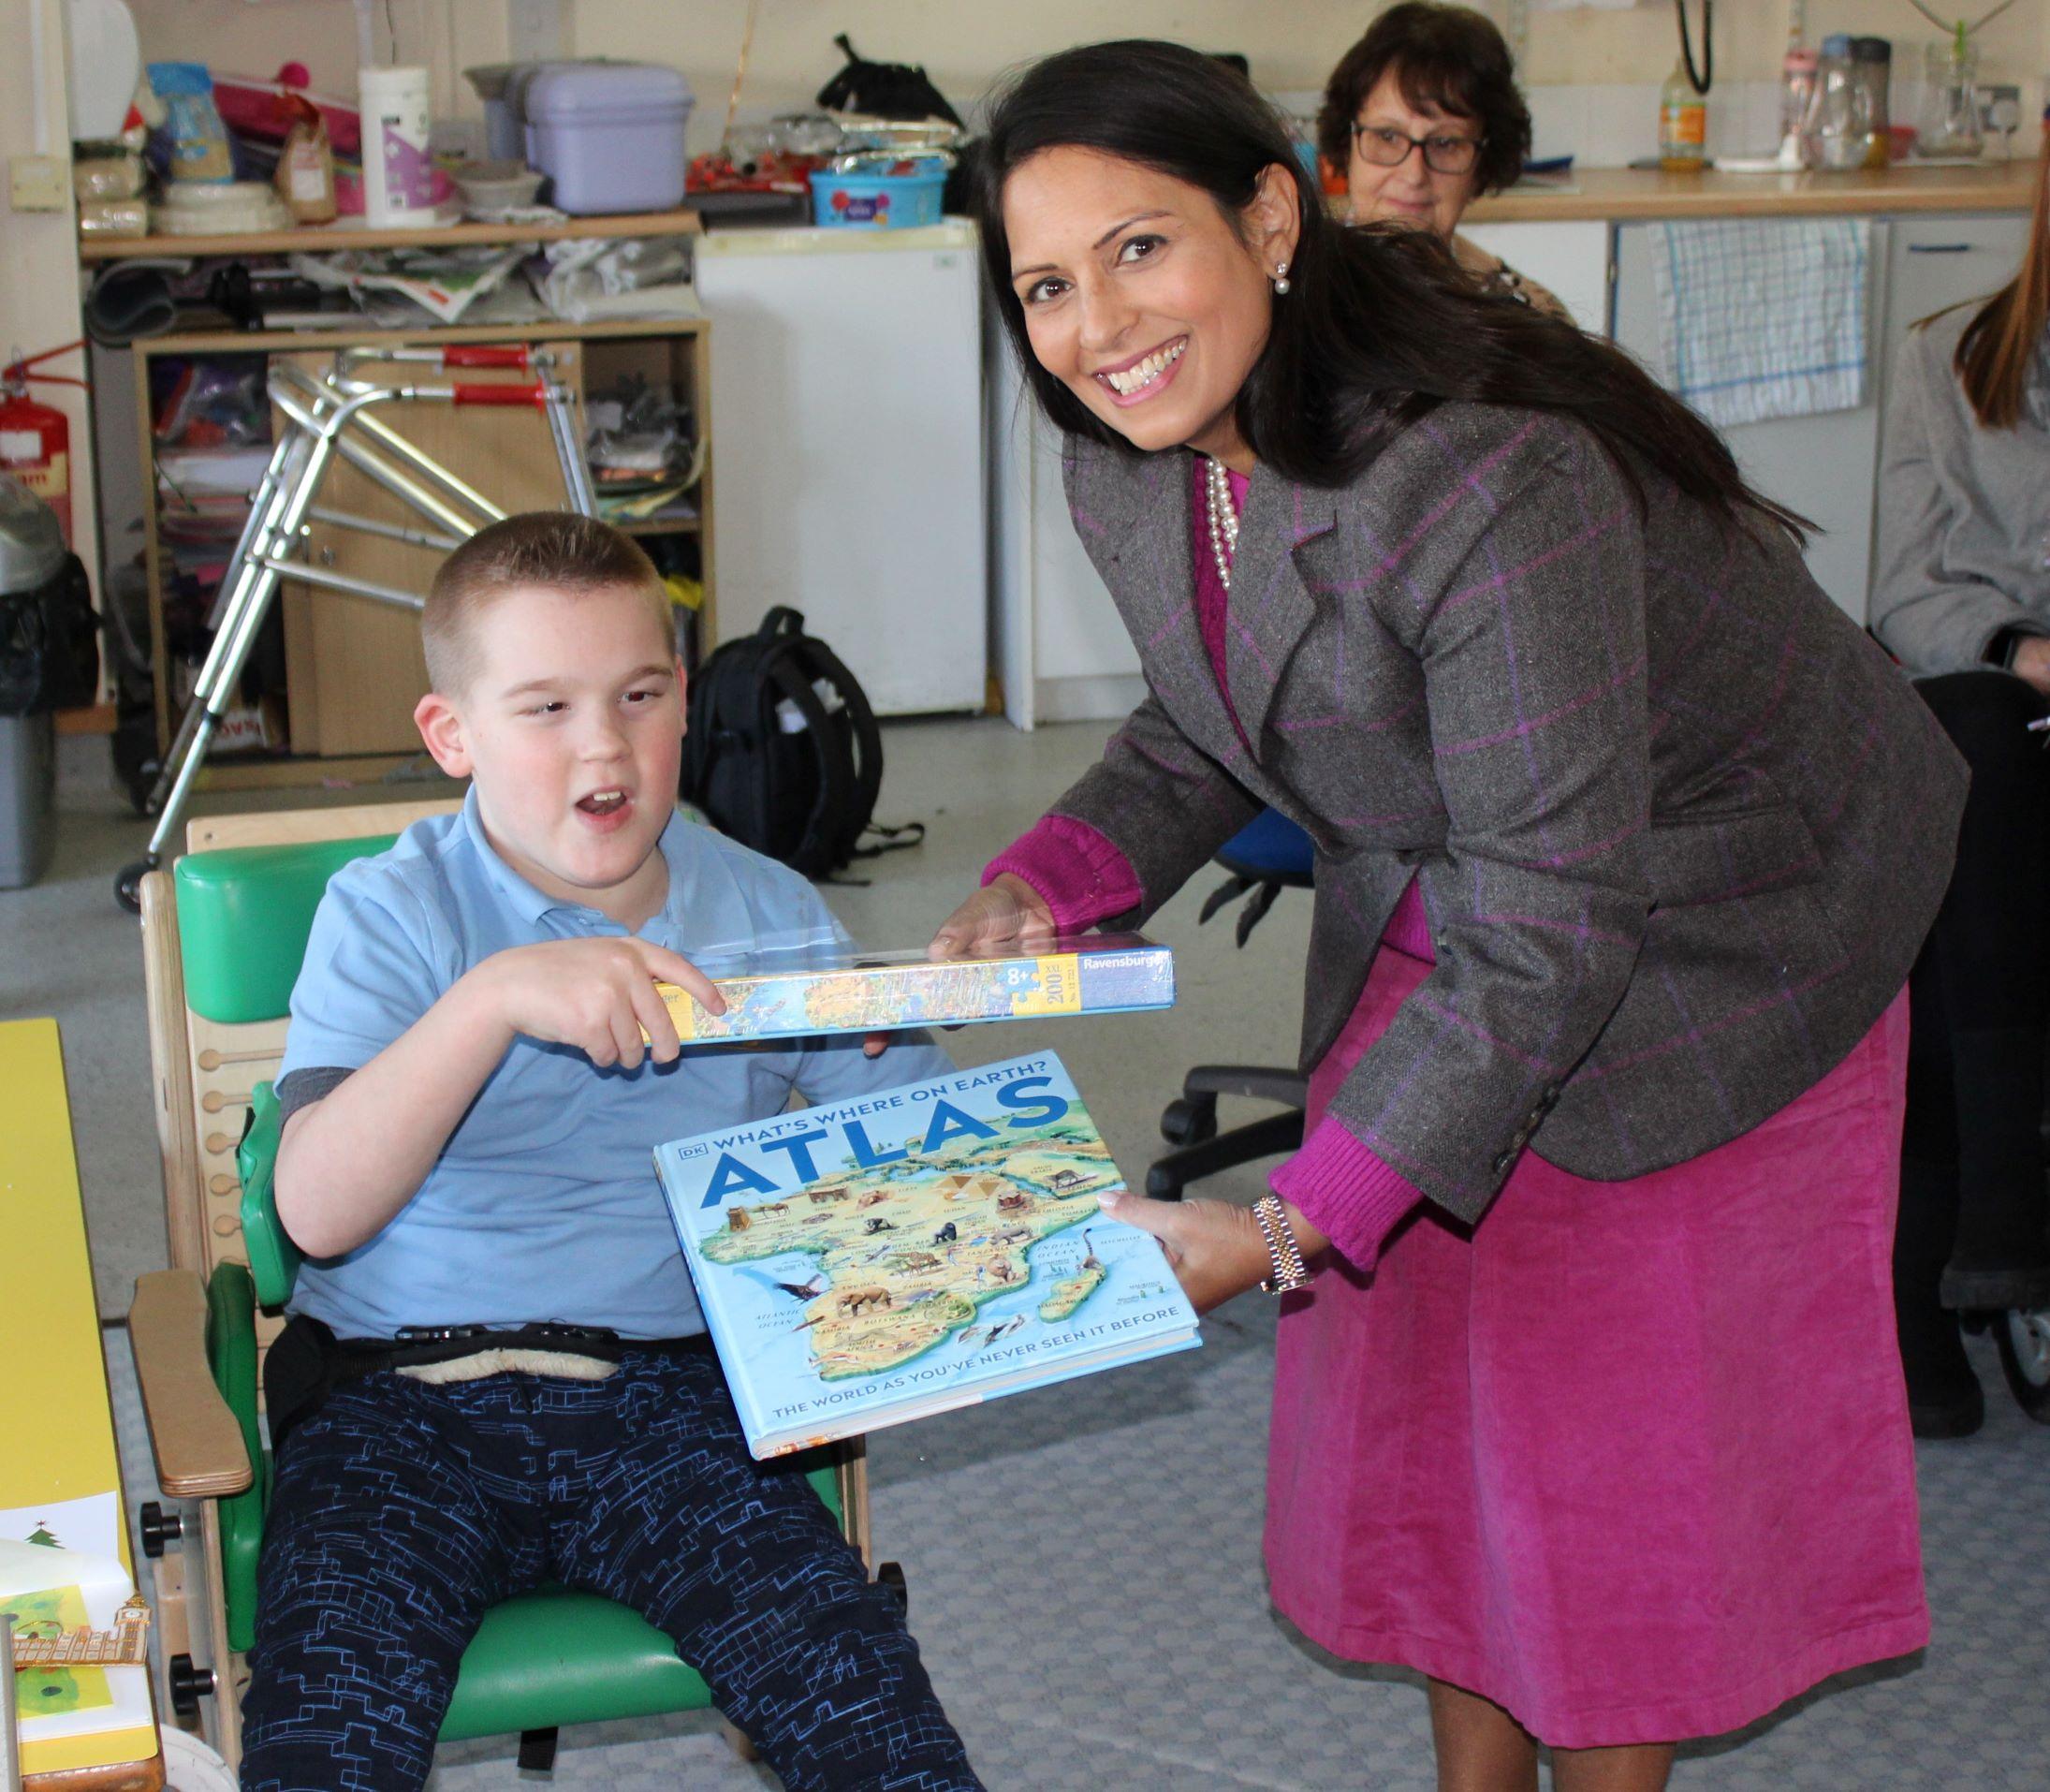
[652,1050,1200,1459]
[651,933,1174,1045]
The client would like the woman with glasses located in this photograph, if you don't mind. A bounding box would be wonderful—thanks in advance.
[935,39,1963,1790]
[1318,2,1564,316]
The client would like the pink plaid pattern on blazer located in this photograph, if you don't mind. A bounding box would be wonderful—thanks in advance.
[1042,404,1967,1220]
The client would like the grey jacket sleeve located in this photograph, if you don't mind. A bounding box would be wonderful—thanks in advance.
[1046,691,1263,923]
[1869,327,2044,674]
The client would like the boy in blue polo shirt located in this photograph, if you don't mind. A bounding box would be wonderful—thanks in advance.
[240,513,979,1791]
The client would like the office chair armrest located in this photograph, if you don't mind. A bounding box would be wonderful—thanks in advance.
[129,1269,256,1499]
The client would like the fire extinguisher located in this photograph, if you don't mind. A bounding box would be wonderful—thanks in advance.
[0,341,89,551]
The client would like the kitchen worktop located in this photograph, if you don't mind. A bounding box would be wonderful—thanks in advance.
[1465,158,2035,223]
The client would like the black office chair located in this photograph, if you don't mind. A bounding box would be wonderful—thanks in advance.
[1149,809,1315,1199]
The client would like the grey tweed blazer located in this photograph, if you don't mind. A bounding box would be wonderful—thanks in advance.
[1047,403,1967,1222]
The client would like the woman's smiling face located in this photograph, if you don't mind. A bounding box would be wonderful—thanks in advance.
[1002,147,1298,470]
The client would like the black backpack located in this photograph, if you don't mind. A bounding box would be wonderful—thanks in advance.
[681,608,921,880]
[815,33,962,125]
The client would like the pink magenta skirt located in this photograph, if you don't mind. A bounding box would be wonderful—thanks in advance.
[1265,946,1928,1748]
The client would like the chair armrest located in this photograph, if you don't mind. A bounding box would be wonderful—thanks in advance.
[129,1270,255,1499]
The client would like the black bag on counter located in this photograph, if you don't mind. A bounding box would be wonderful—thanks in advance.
[815,33,962,125]
[681,607,921,881]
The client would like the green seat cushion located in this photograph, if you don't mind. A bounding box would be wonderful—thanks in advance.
[175,836,399,1024]
[441,1588,712,1740]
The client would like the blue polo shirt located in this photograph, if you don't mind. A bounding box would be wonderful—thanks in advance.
[276,789,951,1342]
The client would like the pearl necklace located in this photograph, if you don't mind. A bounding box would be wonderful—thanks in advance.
[1204,455,1240,592]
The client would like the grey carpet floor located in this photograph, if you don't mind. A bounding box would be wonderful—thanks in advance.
[15,724,2050,1788]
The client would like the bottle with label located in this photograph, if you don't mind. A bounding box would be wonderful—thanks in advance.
[1659,59,1708,170]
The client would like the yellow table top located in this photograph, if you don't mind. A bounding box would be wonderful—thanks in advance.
[1,1018,161,1780]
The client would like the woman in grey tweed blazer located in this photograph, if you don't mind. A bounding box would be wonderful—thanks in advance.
[935,43,1967,1790]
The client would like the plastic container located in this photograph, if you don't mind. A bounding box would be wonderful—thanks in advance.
[151,180,292,236]
[523,64,692,215]
[1851,37,1894,168]
[147,62,233,184]
[359,64,437,225]
[1658,59,1707,170]
[452,158,544,214]
[1778,48,1818,168]
[809,158,948,228]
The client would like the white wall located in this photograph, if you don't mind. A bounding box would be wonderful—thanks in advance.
[1,0,96,589]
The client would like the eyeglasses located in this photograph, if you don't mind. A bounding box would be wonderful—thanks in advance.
[1351,123,1482,177]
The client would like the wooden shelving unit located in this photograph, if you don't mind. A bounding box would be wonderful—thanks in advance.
[79,207,701,261]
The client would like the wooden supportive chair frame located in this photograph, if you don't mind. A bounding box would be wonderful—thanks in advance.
[126,800,874,1771]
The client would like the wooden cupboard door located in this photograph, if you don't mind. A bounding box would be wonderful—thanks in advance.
[279,344,584,756]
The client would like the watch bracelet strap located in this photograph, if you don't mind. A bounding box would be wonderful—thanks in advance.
[1253,1194,1311,1293]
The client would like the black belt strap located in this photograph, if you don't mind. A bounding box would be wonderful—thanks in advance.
[264,1315,711,1450]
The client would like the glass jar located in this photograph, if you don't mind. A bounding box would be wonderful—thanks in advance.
[1918,40,1984,158]
[1805,35,1865,170]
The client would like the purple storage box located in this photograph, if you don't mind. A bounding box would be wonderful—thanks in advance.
[523,63,693,215]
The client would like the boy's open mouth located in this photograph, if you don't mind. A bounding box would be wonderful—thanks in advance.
[577,788,629,818]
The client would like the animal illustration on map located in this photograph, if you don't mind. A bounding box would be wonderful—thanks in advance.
[893,1251,942,1273]
[931,1221,958,1245]
[858,1191,891,1208]
[773,1272,828,1300]
[863,1216,898,1234]
[840,1285,893,1315]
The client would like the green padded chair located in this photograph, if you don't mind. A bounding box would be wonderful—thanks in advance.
[128,810,871,1774]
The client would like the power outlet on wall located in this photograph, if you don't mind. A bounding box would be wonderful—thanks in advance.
[10,154,69,212]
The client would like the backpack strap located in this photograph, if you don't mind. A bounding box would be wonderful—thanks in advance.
[758,641,854,877]
[792,633,884,841]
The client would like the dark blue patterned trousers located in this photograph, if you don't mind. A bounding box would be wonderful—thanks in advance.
[239,1348,978,1791]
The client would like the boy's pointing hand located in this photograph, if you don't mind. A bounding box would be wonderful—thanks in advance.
[469,938,725,1072]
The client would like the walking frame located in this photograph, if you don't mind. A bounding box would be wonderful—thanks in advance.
[115,345,597,910]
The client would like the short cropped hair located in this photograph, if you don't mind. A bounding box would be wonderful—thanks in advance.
[422,512,672,695]
[1316,2,1532,199]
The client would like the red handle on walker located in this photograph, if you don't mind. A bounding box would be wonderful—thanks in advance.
[450,381,548,407]
[441,345,531,370]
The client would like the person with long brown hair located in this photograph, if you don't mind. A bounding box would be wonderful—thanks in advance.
[933,41,1967,1791]
[1870,143,2050,1435]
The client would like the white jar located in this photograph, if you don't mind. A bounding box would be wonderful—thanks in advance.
[359,64,436,224]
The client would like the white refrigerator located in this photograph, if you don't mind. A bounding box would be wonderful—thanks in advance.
[694,221,988,715]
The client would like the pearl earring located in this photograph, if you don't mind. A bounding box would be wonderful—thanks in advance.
[1272,260,1292,295]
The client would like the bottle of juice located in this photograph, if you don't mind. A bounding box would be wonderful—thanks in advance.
[1660,60,1708,170]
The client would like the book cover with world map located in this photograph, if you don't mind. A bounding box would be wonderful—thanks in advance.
[652,934,1173,1045]
[653,1051,1199,1459]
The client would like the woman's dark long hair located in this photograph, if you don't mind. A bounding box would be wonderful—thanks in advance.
[975,41,1806,540]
